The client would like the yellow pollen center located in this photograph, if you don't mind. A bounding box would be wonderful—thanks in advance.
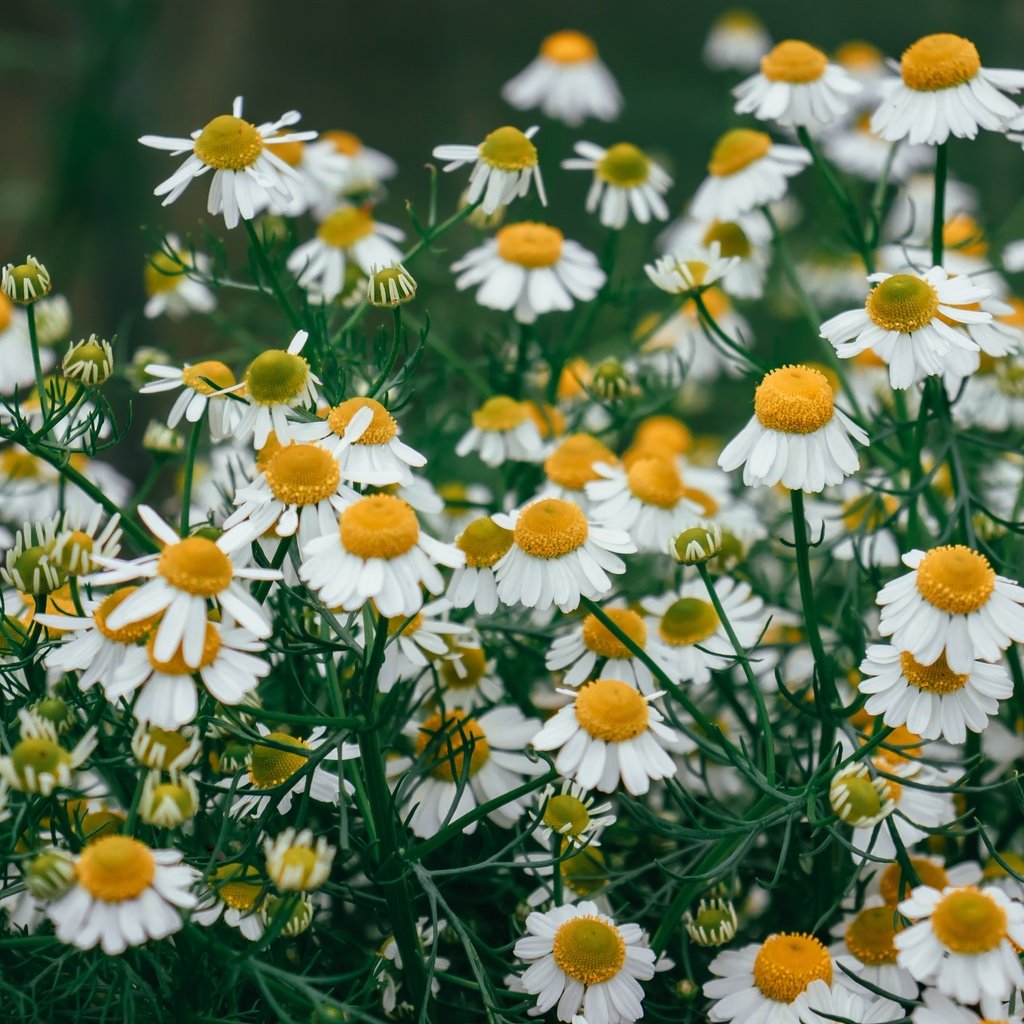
[322,130,362,156]
[513,499,588,558]
[900,651,969,695]
[386,611,423,637]
[880,858,948,904]
[146,621,221,675]
[708,129,772,177]
[266,133,304,167]
[596,143,651,188]
[844,907,900,965]
[157,537,233,596]
[931,888,1007,954]
[544,794,591,836]
[582,608,648,660]
[213,864,262,910]
[866,275,939,333]
[702,221,752,258]
[339,495,419,560]
[478,126,538,171]
[249,731,309,788]
[659,597,719,646]
[753,933,833,1003]
[682,486,719,516]
[574,679,649,742]
[837,41,884,71]
[984,852,1024,880]
[626,456,685,507]
[244,350,310,405]
[0,293,11,331]
[456,517,514,568]
[761,39,828,83]
[754,365,835,434]
[327,397,397,445]
[145,250,187,295]
[902,33,981,91]
[416,711,490,780]
[94,587,161,643]
[915,545,995,614]
[264,443,339,506]
[138,727,191,770]
[541,30,598,64]
[317,207,375,249]
[526,401,565,439]
[944,215,988,258]
[545,434,618,491]
[496,223,564,268]
[472,395,530,431]
[76,836,156,902]
[440,646,487,689]
[183,360,236,396]
[634,415,692,455]
[561,844,607,895]
[552,916,625,985]
[194,114,264,171]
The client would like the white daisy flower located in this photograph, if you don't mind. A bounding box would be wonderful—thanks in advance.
[455,395,546,466]
[447,516,515,616]
[543,434,620,509]
[824,113,932,183]
[876,545,1024,674]
[704,932,835,1024]
[45,835,198,954]
[192,863,266,941]
[264,828,335,892]
[377,918,450,1014]
[691,128,811,222]
[644,242,738,296]
[797,979,901,1024]
[431,641,504,709]
[250,133,349,216]
[531,679,678,795]
[534,780,615,849]
[316,130,396,198]
[562,141,671,229]
[703,10,772,72]
[492,497,635,613]
[733,39,861,128]
[718,364,868,492]
[299,494,463,618]
[502,31,622,127]
[139,358,243,441]
[142,237,216,320]
[642,577,765,687]
[955,357,1024,430]
[138,96,315,229]
[913,987,1024,1024]
[0,711,97,796]
[872,33,1024,145]
[896,884,1024,1006]
[941,293,1024,391]
[286,205,404,304]
[513,901,655,1023]
[830,898,919,1000]
[433,125,546,215]
[452,222,606,324]
[819,268,991,390]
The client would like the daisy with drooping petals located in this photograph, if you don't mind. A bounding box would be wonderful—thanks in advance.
[819,269,990,390]
[455,395,545,467]
[913,988,1023,1024]
[314,130,396,199]
[644,242,738,296]
[896,884,1024,1006]
[532,679,678,795]
[138,96,315,229]
[86,505,281,669]
[825,113,932,184]
[502,31,622,127]
[45,835,198,954]
[562,141,671,229]
[140,358,242,440]
[433,126,546,215]
[719,365,868,492]
[264,828,335,892]
[513,901,655,1023]
[534,781,615,850]
[704,9,772,72]
[0,711,97,795]
[300,494,463,618]
[131,723,201,773]
[430,641,504,709]
[733,39,861,128]
[543,434,620,508]
[192,863,266,940]
[877,545,1024,673]
[452,222,605,324]
[797,980,900,1024]
[447,516,515,616]
[872,33,1024,145]
[830,899,918,1000]
[142,237,216,320]
[691,129,811,222]
[870,854,983,908]
[492,497,634,613]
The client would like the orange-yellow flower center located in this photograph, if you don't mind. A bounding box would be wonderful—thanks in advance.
[94,587,161,644]
[880,857,948,905]
[157,537,233,597]
[194,114,264,171]
[513,499,588,558]
[439,646,488,690]
[574,679,649,742]
[416,710,490,780]
[754,365,834,434]
[76,836,156,902]
[844,906,900,966]
[146,621,221,675]
[581,608,647,660]
[249,731,310,789]
[266,133,304,167]
[915,545,995,614]
[264,443,339,506]
[626,456,685,508]
[144,250,188,295]
[478,126,538,171]
[472,395,530,432]
[899,651,970,695]
[596,143,651,188]
[761,40,828,83]
[326,396,398,445]
[659,597,719,646]
[866,274,939,333]
[183,360,236,396]
[836,40,884,72]
[317,206,376,249]
[552,916,625,985]
[540,30,598,64]
[496,223,564,268]
[703,220,752,259]
[752,933,833,1003]
[708,129,772,177]
[944,215,988,258]
[545,434,618,491]
[339,495,419,560]
[633,415,692,456]
[901,33,981,92]
[322,130,363,156]
[456,517,514,568]
[930,888,1007,954]
[212,864,263,911]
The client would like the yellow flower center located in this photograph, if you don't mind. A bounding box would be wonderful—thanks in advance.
[836,40,884,71]
[596,143,651,188]
[574,679,649,742]
[385,611,423,638]
[249,731,310,788]
[540,30,598,64]
[702,220,752,259]
[659,597,719,646]
[833,770,890,825]
[682,486,719,516]
[901,33,981,92]
[944,215,988,258]
[76,836,156,903]
[899,651,969,695]
[266,133,304,167]
[326,396,397,445]
[753,933,833,1003]
[322,130,362,156]
[552,916,625,985]
[866,274,939,333]
[316,206,376,249]
[94,587,161,643]
[148,780,195,818]
[582,608,648,660]
[844,906,900,965]
[11,737,70,778]
[0,292,11,331]
[439,646,488,690]
[193,114,264,171]
[561,844,607,895]
[146,621,221,675]
[984,852,1024,880]
[277,848,322,888]
[478,126,538,171]
[525,400,565,440]
[157,537,233,597]
[244,350,310,405]
[754,365,835,435]
[339,495,419,560]
[761,39,828,83]
[264,443,339,506]
[496,223,564,268]
[472,395,529,432]
[545,434,618,491]
[633,415,692,455]
[544,794,591,836]
[183,360,236,396]
[416,710,490,780]
[841,493,898,533]
[931,888,1007,954]
[880,857,948,905]
[513,498,589,559]
[136,727,192,770]
[144,250,187,295]
[213,864,262,911]
[915,545,995,614]
[626,456,685,508]
[708,129,772,177]
[456,517,514,568]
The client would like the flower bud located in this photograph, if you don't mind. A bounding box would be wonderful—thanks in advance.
[829,763,896,827]
[62,335,114,386]
[367,262,416,308]
[684,897,738,947]
[25,848,76,899]
[591,358,634,400]
[671,521,722,565]
[2,256,51,304]
[143,420,185,457]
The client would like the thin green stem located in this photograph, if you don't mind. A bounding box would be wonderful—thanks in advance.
[932,142,948,267]
[179,412,204,536]
[694,291,768,373]
[25,305,49,419]
[368,306,404,398]
[244,219,303,332]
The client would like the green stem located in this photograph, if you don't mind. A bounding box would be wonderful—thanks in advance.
[252,536,292,604]
[694,291,767,373]
[244,219,303,332]
[368,306,404,398]
[551,832,564,905]
[25,305,48,419]
[932,142,948,267]
[179,412,204,536]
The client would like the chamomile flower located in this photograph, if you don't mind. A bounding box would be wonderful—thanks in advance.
[452,222,605,324]
[733,39,861,128]
[534,781,615,849]
[543,434,620,508]
[139,96,315,229]
[871,854,983,907]
[264,828,335,892]
[492,498,635,613]
[131,723,201,773]
[819,269,991,390]
[0,711,97,795]
[644,242,738,296]
[513,901,655,1023]
[797,980,901,1024]
[447,517,514,616]
[913,988,1024,1024]
[691,129,811,222]
[86,505,281,668]
[142,238,216,320]
[138,770,198,828]
[433,126,546,215]
[455,395,545,466]
[315,130,396,198]
[562,141,671,229]
[718,365,868,492]
[502,31,622,127]
[829,898,918,1000]
[140,358,242,440]
[299,494,463,618]
[45,835,198,954]
[432,642,505,709]
[896,884,1024,1006]
[872,34,1024,145]
[704,9,772,72]
[286,205,404,304]
[824,113,932,183]
[803,483,904,567]
[192,863,266,940]
[532,679,678,795]
[876,546,1024,674]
